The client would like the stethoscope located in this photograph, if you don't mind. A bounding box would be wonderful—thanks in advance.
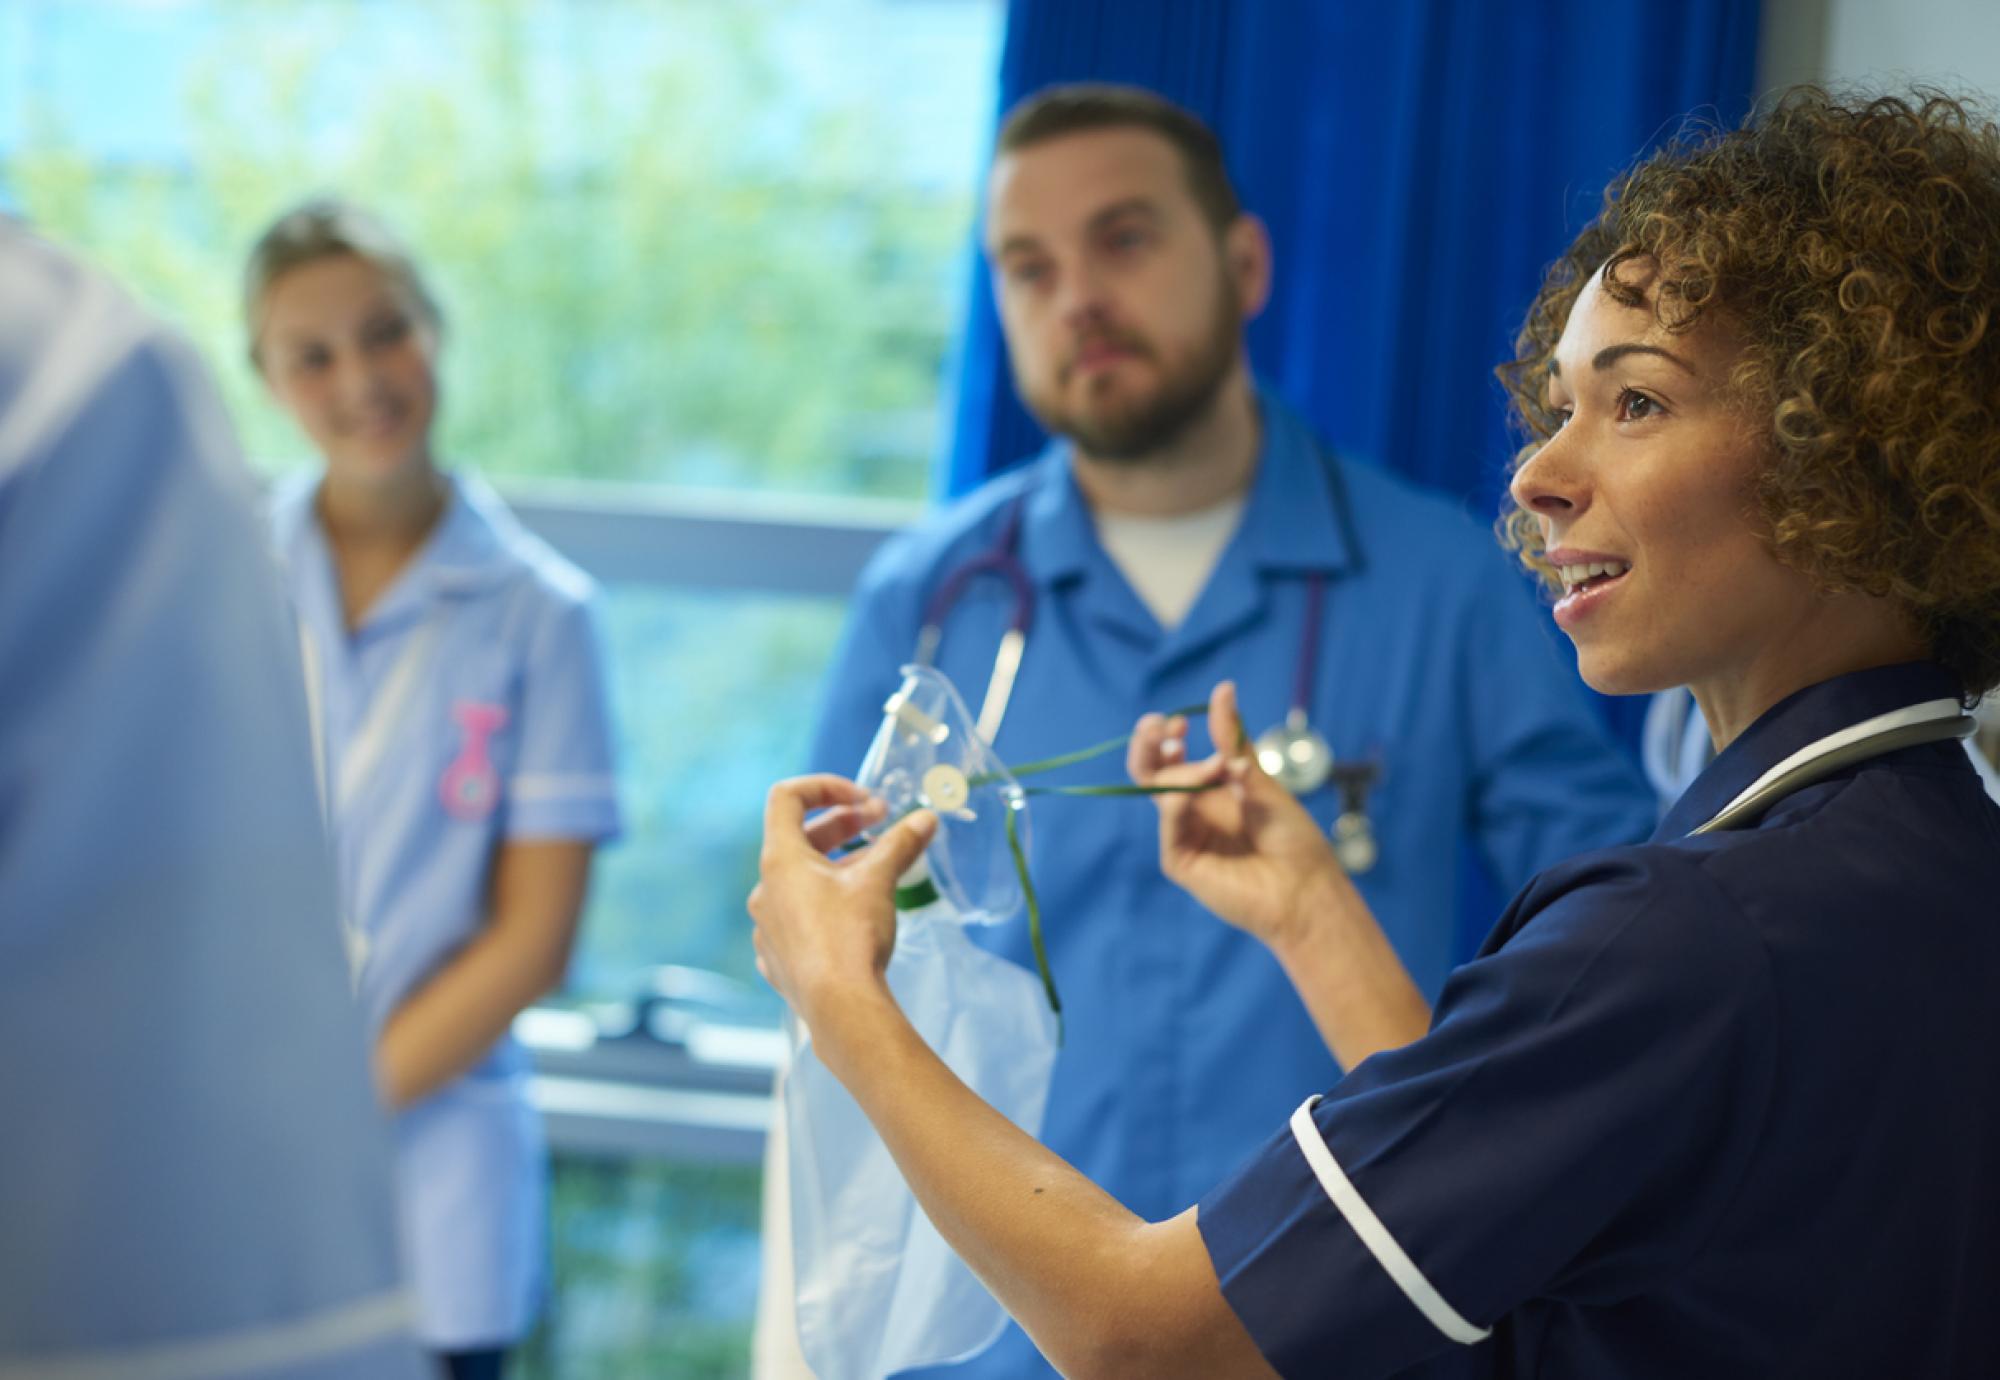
[1249,566,1383,873]
[913,443,1384,873]
[914,497,1033,747]
[1690,696,1975,834]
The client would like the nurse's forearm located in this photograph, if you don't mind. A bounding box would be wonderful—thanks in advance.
[807,987,1276,1380]
[1273,864,1432,1070]
[375,839,592,1109]
[374,931,551,1108]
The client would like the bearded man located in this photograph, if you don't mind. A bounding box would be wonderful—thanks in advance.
[761,83,1655,1380]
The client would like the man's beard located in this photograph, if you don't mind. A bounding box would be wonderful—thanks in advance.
[1022,279,1240,463]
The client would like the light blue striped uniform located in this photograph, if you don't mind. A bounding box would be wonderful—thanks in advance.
[273,470,622,1350]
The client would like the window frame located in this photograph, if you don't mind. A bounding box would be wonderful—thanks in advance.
[504,486,912,1155]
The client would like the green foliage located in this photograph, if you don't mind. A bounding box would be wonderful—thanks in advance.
[518,1155,764,1378]
[4,0,977,498]
[3,5,996,1365]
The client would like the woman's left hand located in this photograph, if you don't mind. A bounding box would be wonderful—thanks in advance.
[749,775,937,1028]
[1128,680,1349,953]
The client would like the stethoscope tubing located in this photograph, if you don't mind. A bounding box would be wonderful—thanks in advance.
[1289,444,1367,719]
[921,437,1365,745]
[916,498,1033,648]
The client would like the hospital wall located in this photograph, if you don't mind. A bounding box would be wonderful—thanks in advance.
[1760,0,2000,98]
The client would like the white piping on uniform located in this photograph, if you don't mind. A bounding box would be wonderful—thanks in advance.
[0,1287,414,1380]
[296,623,328,824]
[508,772,618,802]
[1288,1096,1491,1346]
[296,616,448,817]
[336,620,443,812]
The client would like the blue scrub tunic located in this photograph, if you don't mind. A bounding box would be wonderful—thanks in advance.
[0,226,426,1376]
[273,472,623,1351]
[807,392,1658,1378]
[1200,661,2000,1379]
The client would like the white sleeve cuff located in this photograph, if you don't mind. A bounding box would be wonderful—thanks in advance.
[509,772,618,803]
[1288,1095,1491,1346]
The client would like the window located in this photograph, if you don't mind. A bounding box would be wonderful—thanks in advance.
[3,0,999,499]
[4,2,1004,1369]
[2,0,1002,1001]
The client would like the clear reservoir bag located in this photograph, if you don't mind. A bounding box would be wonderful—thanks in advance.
[783,666,1059,1379]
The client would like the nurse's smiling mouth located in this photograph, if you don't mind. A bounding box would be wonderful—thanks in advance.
[1547,546,1633,630]
[340,402,412,440]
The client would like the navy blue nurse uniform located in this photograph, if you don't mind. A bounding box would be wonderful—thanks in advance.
[809,392,1655,1379]
[812,391,1653,1202]
[1199,661,2000,1378]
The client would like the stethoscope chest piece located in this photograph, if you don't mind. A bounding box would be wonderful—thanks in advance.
[1256,708,1335,796]
[1255,707,1383,876]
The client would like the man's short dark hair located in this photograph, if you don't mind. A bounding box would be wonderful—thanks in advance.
[996,83,1243,233]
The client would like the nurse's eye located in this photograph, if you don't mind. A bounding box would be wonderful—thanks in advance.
[1101,224,1151,255]
[363,314,411,350]
[288,345,332,376]
[1616,388,1663,422]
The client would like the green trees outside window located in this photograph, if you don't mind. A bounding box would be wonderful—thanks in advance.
[4,0,998,499]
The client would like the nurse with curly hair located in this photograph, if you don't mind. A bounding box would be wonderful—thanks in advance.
[747,87,2000,1379]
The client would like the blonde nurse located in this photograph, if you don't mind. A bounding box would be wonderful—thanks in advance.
[249,199,622,1380]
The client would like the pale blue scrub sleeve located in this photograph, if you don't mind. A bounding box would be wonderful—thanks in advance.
[501,591,623,842]
[0,229,425,1377]
[1196,856,1773,1378]
[1455,546,1655,893]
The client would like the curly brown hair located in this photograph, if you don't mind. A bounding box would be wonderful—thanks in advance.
[1498,87,2000,698]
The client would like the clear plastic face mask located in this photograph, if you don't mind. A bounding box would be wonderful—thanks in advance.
[850,665,1222,1032]
[788,670,1057,1379]
[854,664,1029,926]
[787,673,1225,1378]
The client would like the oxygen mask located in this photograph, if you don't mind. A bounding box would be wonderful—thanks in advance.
[853,664,1028,925]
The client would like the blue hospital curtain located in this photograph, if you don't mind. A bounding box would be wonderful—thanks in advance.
[940,0,1762,748]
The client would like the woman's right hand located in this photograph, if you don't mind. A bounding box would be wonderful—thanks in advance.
[1127,680,1348,952]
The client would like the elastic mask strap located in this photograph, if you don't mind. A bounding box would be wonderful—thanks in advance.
[976,701,1214,783]
[1005,802,1061,1044]
[881,701,1241,1040]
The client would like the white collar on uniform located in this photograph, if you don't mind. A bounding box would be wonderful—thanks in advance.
[274,469,524,622]
[419,471,526,597]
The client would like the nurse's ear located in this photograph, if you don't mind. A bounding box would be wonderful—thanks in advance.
[1222,212,1273,322]
[248,335,274,389]
[245,291,285,393]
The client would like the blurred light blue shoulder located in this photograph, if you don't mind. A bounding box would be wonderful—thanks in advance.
[269,469,320,548]
[1,221,250,515]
